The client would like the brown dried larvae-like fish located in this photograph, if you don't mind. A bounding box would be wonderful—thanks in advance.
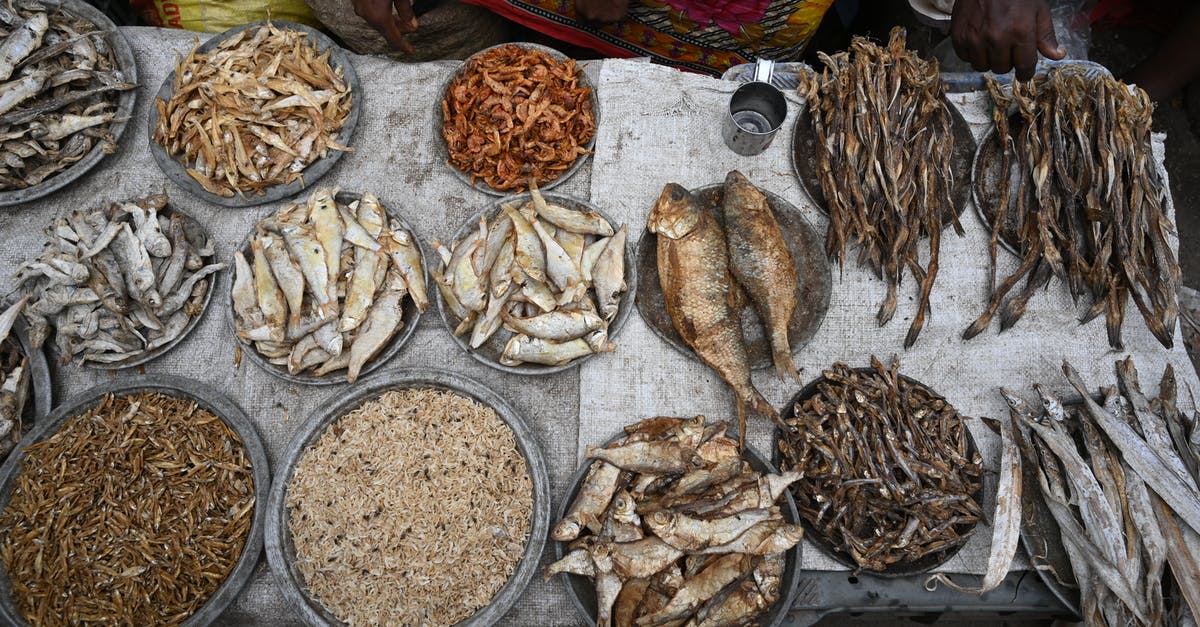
[546,415,802,627]
[153,23,353,198]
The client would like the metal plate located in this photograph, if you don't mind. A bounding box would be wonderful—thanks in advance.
[434,42,598,196]
[775,367,982,577]
[554,432,802,627]
[0,0,138,207]
[228,191,426,385]
[0,375,271,627]
[635,184,832,370]
[791,93,975,229]
[434,192,634,375]
[147,21,360,208]
[264,369,551,627]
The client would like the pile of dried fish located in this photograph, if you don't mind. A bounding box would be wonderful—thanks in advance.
[648,172,796,444]
[968,69,1179,350]
[435,182,625,368]
[0,392,255,625]
[153,23,353,198]
[800,28,960,348]
[15,191,223,366]
[441,44,595,192]
[233,188,427,382]
[546,415,803,627]
[778,358,983,572]
[1004,360,1200,625]
[0,0,134,190]
[0,298,30,457]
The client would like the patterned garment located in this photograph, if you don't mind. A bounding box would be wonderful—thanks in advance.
[462,0,833,75]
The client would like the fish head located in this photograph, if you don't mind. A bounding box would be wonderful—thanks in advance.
[647,184,702,240]
[611,489,637,521]
[722,170,764,205]
[646,510,675,533]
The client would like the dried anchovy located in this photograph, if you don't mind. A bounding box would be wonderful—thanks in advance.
[800,28,960,348]
[778,357,983,572]
[0,392,255,626]
[968,69,1179,350]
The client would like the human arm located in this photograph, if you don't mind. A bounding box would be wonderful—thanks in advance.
[352,0,418,55]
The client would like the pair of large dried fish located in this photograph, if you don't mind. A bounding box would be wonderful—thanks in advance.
[801,28,959,348]
[153,23,353,198]
[435,182,626,367]
[778,358,983,573]
[969,69,1179,350]
[0,297,30,457]
[0,0,134,190]
[16,192,223,365]
[649,171,797,444]
[232,188,427,382]
[546,415,803,627]
[1005,360,1200,625]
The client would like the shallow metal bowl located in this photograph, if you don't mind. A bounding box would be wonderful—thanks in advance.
[148,21,360,208]
[0,375,271,626]
[265,369,551,626]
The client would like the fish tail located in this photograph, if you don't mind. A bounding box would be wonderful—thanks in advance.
[770,327,802,384]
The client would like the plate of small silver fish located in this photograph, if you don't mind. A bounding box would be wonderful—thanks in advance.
[547,415,803,627]
[433,183,632,374]
[149,21,358,208]
[0,0,137,206]
[230,187,428,384]
[0,298,50,461]
[14,191,223,369]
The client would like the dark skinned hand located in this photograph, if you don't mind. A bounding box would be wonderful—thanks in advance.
[575,0,628,24]
[950,0,1066,81]
[352,0,417,55]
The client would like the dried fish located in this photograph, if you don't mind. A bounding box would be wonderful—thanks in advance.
[0,297,31,456]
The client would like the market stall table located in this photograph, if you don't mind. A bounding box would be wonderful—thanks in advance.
[0,26,1193,625]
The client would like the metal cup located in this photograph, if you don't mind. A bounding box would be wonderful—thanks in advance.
[722,59,787,156]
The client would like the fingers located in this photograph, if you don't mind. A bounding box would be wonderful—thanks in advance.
[352,0,415,54]
[987,46,1012,76]
[950,0,989,72]
[1035,4,1066,60]
[393,0,418,31]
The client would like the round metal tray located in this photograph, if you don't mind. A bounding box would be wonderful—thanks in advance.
[229,191,426,385]
[435,42,598,196]
[434,192,634,375]
[148,21,360,208]
[554,432,802,627]
[265,369,551,627]
[635,184,831,370]
[0,375,270,627]
[0,0,138,207]
[775,367,982,577]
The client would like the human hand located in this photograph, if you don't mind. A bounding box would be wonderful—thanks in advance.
[950,0,1066,80]
[352,0,417,55]
[575,0,629,23]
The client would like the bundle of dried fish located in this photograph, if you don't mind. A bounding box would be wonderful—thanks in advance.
[15,191,223,366]
[0,297,30,457]
[0,0,134,190]
[1006,359,1200,625]
[778,358,983,573]
[546,415,803,627]
[800,28,960,348]
[648,173,796,445]
[153,23,353,198]
[0,391,255,625]
[435,182,625,368]
[233,188,427,382]
[441,44,595,192]
[968,68,1179,350]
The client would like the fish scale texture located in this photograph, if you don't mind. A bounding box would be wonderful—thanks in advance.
[580,58,1200,575]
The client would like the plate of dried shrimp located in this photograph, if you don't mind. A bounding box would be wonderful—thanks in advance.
[149,21,359,208]
[438,42,598,195]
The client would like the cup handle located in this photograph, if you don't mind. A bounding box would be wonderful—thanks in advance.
[752,58,776,85]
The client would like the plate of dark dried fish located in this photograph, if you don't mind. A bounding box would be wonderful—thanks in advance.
[776,359,984,577]
[0,299,50,463]
[434,187,633,375]
[14,192,224,370]
[0,0,138,207]
[549,416,803,627]
[437,42,598,195]
[636,183,831,371]
[149,21,359,208]
[266,369,550,627]
[229,188,427,385]
[0,375,269,626]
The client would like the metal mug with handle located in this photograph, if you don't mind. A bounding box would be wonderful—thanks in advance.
[722,58,788,156]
